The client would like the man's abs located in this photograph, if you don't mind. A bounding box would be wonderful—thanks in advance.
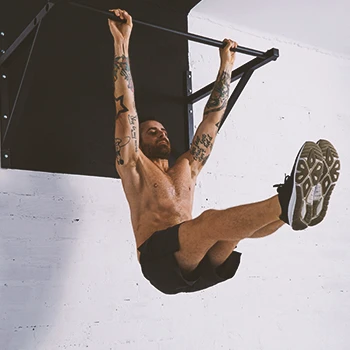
[132,199,192,262]
[134,202,192,244]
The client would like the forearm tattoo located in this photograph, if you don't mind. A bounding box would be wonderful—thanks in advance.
[114,95,129,119]
[115,137,131,165]
[128,114,138,153]
[204,70,230,116]
[113,55,134,93]
[190,133,213,166]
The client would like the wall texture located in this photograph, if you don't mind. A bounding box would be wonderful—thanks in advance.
[1,8,349,350]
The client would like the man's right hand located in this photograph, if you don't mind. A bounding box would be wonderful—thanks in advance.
[108,9,133,44]
[220,38,238,68]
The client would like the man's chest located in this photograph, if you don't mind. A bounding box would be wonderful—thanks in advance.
[146,165,194,199]
[122,157,196,207]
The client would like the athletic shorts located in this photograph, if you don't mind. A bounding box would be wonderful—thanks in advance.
[137,223,242,295]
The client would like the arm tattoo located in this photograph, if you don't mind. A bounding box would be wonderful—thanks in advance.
[115,137,131,165]
[190,133,213,165]
[114,95,129,119]
[204,70,230,116]
[128,115,138,153]
[113,55,134,93]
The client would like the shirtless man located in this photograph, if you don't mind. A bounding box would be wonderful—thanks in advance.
[108,9,341,294]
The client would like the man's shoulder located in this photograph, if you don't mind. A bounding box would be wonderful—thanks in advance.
[173,150,199,178]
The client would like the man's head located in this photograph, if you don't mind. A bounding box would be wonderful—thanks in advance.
[139,120,171,160]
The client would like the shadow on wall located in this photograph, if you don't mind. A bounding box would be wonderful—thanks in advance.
[0,169,77,349]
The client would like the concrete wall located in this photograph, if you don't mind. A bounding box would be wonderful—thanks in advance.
[1,9,349,350]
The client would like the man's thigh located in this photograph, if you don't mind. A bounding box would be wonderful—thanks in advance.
[175,210,219,273]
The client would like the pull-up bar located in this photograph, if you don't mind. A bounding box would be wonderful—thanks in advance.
[68,1,266,58]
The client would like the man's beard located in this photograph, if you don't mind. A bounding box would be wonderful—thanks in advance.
[141,142,171,159]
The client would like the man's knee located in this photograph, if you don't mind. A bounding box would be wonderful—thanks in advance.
[187,209,221,243]
[198,208,219,222]
[181,209,219,244]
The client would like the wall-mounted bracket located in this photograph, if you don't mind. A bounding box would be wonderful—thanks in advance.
[0,2,55,156]
[0,30,11,167]
[187,48,279,132]
[185,70,194,148]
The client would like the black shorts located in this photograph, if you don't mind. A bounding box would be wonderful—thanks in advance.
[137,223,242,295]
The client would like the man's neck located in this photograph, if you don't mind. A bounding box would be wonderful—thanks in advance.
[151,158,169,172]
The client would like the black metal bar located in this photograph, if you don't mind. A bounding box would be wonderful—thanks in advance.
[185,71,194,148]
[68,1,266,58]
[0,1,55,68]
[218,69,254,132]
[188,48,279,104]
[0,65,10,147]
[0,31,11,168]
[2,21,42,147]
[0,32,5,56]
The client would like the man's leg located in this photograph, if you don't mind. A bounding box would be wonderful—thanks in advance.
[174,141,325,274]
[249,220,285,238]
[174,195,282,273]
[206,220,285,268]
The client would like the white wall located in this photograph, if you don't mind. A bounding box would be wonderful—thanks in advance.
[193,0,350,57]
[1,9,349,350]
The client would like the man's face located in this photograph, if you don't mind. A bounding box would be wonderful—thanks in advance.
[139,120,171,159]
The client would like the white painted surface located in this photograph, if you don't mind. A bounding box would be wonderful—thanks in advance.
[193,0,350,57]
[1,9,350,350]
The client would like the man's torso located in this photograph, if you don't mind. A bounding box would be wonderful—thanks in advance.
[119,152,196,261]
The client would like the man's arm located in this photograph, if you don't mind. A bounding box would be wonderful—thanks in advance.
[109,9,139,173]
[182,39,238,177]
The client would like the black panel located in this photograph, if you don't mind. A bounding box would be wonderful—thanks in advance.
[0,0,201,178]
[144,0,201,14]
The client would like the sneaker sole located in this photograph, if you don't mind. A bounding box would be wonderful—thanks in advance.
[288,142,324,230]
[309,140,340,226]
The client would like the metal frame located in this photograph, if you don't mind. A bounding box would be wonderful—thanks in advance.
[0,1,57,166]
[0,30,11,167]
[184,71,194,149]
[188,48,279,135]
[0,0,279,166]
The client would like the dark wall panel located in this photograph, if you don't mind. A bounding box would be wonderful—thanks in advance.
[0,0,201,178]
